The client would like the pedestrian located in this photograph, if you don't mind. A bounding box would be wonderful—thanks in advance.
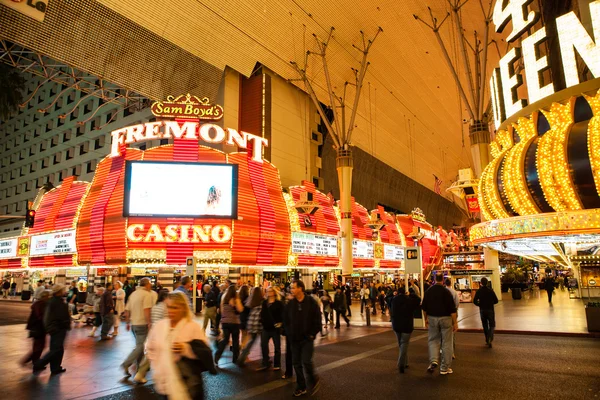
[88,286,104,337]
[238,285,251,347]
[10,281,17,297]
[215,283,226,333]
[2,279,10,298]
[121,278,154,379]
[473,277,499,348]
[345,285,352,317]
[112,281,126,336]
[379,288,386,315]
[284,280,322,397]
[390,288,421,373]
[33,280,45,302]
[545,274,555,303]
[123,279,133,303]
[66,280,79,316]
[22,289,50,367]
[563,275,569,290]
[360,284,369,314]
[33,284,70,374]
[320,290,333,325]
[370,283,378,315]
[202,284,218,335]
[445,278,460,359]
[333,287,350,329]
[214,285,244,365]
[100,282,115,340]
[421,274,458,375]
[237,286,264,367]
[146,292,215,399]
[281,290,294,380]
[174,275,193,308]
[258,286,284,371]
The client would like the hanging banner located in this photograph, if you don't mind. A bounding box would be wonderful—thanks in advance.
[0,238,18,259]
[17,236,30,257]
[466,195,481,213]
[95,268,119,277]
[30,230,77,256]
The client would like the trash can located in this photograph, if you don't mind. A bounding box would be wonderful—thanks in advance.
[21,290,31,301]
[511,287,522,300]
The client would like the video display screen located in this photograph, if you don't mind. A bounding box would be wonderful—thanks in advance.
[124,161,238,218]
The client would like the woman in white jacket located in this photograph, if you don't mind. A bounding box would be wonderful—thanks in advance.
[146,291,208,399]
[112,281,126,336]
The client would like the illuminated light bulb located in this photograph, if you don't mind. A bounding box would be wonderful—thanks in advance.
[584,90,600,198]
[502,116,541,216]
[480,130,512,220]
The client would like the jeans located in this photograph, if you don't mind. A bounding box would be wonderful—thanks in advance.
[238,331,260,365]
[480,309,496,343]
[291,339,317,391]
[36,329,67,372]
[394,331,411,368]
[261,329,281,367]
[371,299,377,315]
[203,306,217,331]
[427,316,453,371]
[215,323,240,363]
[360,299,368,313]
[335,309,349,327]
[122,325,148,369]
[547,290,553,303]
[101,313,114,337]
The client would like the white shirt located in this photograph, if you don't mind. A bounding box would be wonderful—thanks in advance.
[446,286,460,309]
[125,288,154,325]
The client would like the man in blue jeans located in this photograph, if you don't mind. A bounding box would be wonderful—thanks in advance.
[284,280,322,397]
[421,274,458,375]
[473,277,499,347]
[121,278,154,381]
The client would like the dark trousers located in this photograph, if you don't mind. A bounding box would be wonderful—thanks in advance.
[23,335,46,365]
[335,309,349,327]
[291,340,317,391]
[284,335,293,377]
[371,298,377,315]
[361,299,368,313]
[480,309,496,343]
[346,301,352,316]
[547,290,553,303]
[324,311,331,324]
[215,323,240,363]
[261,329,281,368]
[36,330,67,372]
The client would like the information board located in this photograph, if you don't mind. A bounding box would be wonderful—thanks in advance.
[291,232,338,257]
[30,230,77,256]
[383,244,404,261]
[0,238,17,259]
[353,239,374,259]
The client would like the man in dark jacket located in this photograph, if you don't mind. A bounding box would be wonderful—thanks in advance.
[473,277,499,347]
[22,290,50,366]
[544,275,555,303]
[100,283,115,340]
[333,287,349,329]
[344,285,353,317]
[34,284,71,374]
[284,280,322,397]
[203,284,218,335]
[391,289,421,373]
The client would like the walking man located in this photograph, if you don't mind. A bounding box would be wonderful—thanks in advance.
[544,275,555,303]
[333,287,350,329]
[344,285,352,317]
[34,284,70,374]
[284,280,322,397]
[390,288,421,373]
[121,278,154,378]
[100,282,115,340]
[421,274,458,375]
[445,278,460,358]
[473,277,498,347]
[174,275,192,308]
[202,284,218,335]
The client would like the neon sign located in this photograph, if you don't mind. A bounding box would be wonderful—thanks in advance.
[490,0,600,128]
[110,121,268,162]
[126,224,232,244]
[150,94,224,120]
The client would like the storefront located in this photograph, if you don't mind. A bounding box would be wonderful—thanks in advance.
[448,269,494,303]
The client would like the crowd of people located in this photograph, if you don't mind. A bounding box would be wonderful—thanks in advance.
[18,272,501,398]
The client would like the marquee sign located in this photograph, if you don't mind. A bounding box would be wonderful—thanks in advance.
[151,94,224,121]
[30,230,77,256]
[126,224,232,244]
[291,232,338,257]
[0,238,17,259]
[490,0,600,128]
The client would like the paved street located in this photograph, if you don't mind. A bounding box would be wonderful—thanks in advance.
[0,299,30,325]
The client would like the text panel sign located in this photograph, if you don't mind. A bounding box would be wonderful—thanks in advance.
[30,230,77,256]
[0,238,18,259]
[291,232,338,257]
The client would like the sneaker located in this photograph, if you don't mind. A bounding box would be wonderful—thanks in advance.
[427,362,438,373]
[292,388,307,397]
[121,365,131,378]
[310,378,321,396]
[273,366,281,371]
[256,365,269,371]
[440,368,454,375]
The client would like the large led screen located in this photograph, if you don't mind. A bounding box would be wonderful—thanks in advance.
[124,161,238,218]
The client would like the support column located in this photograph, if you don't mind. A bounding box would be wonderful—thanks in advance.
[301,268,313,290]
[572,262,582,299]
[484,247,501,299]
[337,148,354,277]
[469,121,491,177]
[240,267,253,286]
[23,271,30,291]
[158,268,174,291]
[228,268,240,285]
[55,269,66,285]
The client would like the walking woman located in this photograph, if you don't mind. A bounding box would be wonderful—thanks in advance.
[238,285,250,347]
[237,286,264,367]
[258,286,284,371]
[320,290,333,325]
[22,290,50,367]
[146,292,216,399]
[390,288,421,373]
[112,281,126,336]
[214,286,244,365]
